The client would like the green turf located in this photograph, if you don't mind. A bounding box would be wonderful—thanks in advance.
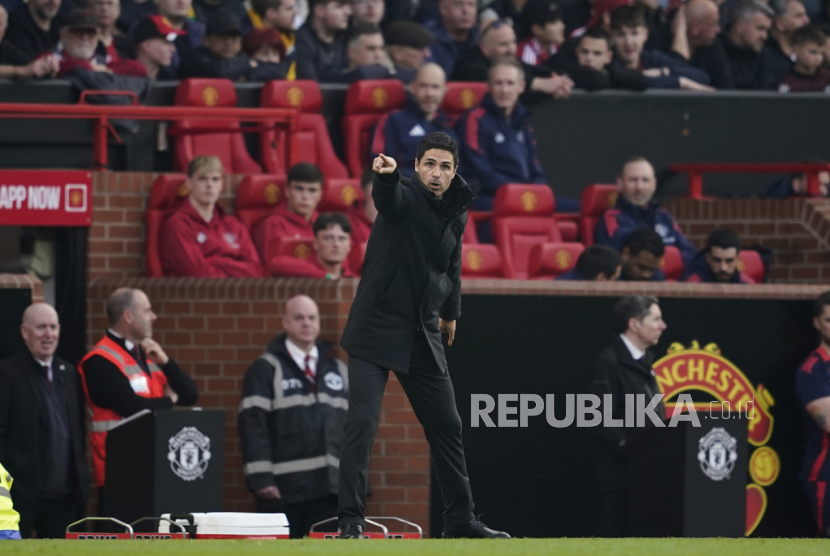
[2,539,828,556]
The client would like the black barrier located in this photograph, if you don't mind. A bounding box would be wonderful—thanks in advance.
[434,294,819,538]
[0,288,32,360]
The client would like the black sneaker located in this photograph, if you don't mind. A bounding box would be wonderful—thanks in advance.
[443,517,511,539]
[339,523,365,539]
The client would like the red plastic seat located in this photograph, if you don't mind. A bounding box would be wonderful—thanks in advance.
[350,241,367,277]
[319,178,363,212]
[580,184,619,246]
[260,80,349,179]
[463,211,479,244]
[441,82,488,125]
[342,80,407,178]
[461,244,503,278]
[527,242,585,279]
[268,236,316,264]
[738,250,765,283]
[492,184,566,279]
[662,246,683,281]
[145,174,189,277]
[172,79,262,174]
[235,175,286,232]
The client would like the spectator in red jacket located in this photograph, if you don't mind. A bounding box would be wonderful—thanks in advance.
[347,166,377,244]
[253,162,324,263]
[160,155,264,277]
[267,212,357,278]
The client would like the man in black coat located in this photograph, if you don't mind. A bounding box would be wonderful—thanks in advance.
[337,132,509,539]
[0,303,90,538]
[590,295,667,537]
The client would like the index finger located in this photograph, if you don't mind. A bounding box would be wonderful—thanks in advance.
[379,153,392,163]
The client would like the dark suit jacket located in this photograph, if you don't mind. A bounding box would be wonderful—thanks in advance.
[341,168,474,373]
[0,350,90,512]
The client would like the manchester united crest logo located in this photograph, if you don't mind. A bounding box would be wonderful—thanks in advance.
[168,427,212,481]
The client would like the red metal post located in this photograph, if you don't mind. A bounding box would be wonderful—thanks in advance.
[688,171,703,199]
[807,172,820,196]
[93,115,109,170]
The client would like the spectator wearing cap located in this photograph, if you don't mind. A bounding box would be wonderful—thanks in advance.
[0,5,60,79]
[350,0,383,26]
[193,0,248,27]
[179,8,255,80]
[296,0,351,80]
[683,228,755,284]
[133,15,183,78]
[385,19,434,82]
[243,26,291,79]
[517,0,565,65]
[4,0,62,62]
[333,22,393,81]
[371,63,458,166]
[244,0,298,78]
[48,9,147,76]
[89,0,135,63]
[424,0,479,77]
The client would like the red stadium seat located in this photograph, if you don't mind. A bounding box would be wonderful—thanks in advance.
[492,184,568,279]
[662,246,683,281]
[580,184,619,246]
[260,80,350,179]
[557,218,579,242]
[342,80,407,178]
[441,82,488,124]
[463,211,479,244]
[235,175,286,232]
[319,178,363,212]
[350,241,367,276]
[527,242,585,279]
[145,174,189,277]
[172,79,262,174]
[268,236,316,265]
[462,244,503,278]
[739,250,765,283]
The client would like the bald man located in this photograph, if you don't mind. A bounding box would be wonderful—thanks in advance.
[370,63,459,168]
[78,288,198,513]
[0,303,90,538]
[238,295,348,538]
[668,0,734,88]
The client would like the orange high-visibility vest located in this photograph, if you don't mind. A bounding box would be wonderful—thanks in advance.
[78,336,167,487]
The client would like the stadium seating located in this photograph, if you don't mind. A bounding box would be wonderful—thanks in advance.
[235,175,285,232]
[342,80,407,178]
[318,178,363,212]
[268,236,316,265]
[260,80,350,179]
[441,82,488,124]
[171,79,262,175]
[739,250,765,283]
[492,184,569,279]
[662,246,683,281]
[461,244,503,278]
[464,211,479,244]
[579,184,619,246]
[145,174,189,277]
[350,241,367,276]
[527,242,585,279]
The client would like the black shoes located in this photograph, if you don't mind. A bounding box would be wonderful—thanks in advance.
[339,523,365,539]
[443,517,511,539]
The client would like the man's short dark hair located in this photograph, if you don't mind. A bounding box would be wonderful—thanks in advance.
[623,228,665,258]
[416,131,459,168]
[310,0,347,10]
[580,26,611,46]
[576,245,621,279]
[706,228,741,252]
[313,212,352,235]
[288,162,324,184]
[730,1,774,26]
[791,25,827,48]
[614,295,659,333]
[347,22,381,46]
[106,288,136,325]
[610,5,647,31]
[360,165,374,191]
[252,0,284,18]
[814,290,830,318]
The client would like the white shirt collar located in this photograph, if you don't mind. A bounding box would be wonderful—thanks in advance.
[285,338,319,374]
[620,334,645,362]
[108,328,135,351]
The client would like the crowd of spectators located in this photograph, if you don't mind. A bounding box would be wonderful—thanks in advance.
[1,0,828,91]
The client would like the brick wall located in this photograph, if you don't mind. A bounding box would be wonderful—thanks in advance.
[667,198,830,283]
[0,273,43,302]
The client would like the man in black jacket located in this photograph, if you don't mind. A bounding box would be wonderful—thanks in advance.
[337,132,510,540]
[590,295,667,537]
[239,295,348,538]
[0,303,90,538]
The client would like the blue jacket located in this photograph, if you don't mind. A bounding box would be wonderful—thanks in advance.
[682,250,754,283]
[594,195,696,268]
[455,93,547,210]
[424,19,478,78]
[632,49,711,89]
[370,98,458,168]
[619,267,667,281]
[554,268,586,281]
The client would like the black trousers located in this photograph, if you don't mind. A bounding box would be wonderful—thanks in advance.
[18,494,82,539]
[600,489,628,537]
[257,493,338,539]
[338,332,475,530]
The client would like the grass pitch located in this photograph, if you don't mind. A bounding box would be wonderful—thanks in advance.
[3,538,828,556]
